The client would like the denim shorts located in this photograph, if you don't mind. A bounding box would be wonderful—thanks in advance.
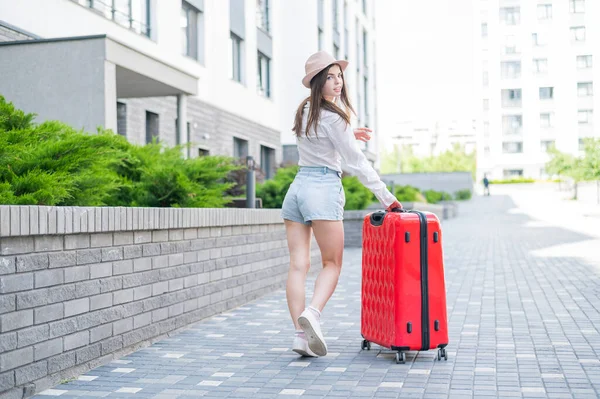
[281,166,346,225]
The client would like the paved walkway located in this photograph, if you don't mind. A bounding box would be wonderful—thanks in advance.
[34,189,600,398]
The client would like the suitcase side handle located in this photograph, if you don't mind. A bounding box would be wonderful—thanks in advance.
[369,211,386,226]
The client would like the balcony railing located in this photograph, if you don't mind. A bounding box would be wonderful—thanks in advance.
[72,0,150,37]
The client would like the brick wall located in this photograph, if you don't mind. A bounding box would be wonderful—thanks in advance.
[117,96,282,166]
[0,206,320,398]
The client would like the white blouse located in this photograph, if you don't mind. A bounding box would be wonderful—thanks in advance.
[296,104,397,208]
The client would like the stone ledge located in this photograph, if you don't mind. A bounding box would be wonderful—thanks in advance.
[0,206,283,238]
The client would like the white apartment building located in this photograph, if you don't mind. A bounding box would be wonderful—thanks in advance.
[389,119,477,159]
[0,0,380,180]
[277,0,380,167]
[474,0,600,180]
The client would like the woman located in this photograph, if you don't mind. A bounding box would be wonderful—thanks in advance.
[281,51,402,357]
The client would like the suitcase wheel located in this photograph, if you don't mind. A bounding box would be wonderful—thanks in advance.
[361,339,371,351]
[437,348,448,361]
[395,352,406,364]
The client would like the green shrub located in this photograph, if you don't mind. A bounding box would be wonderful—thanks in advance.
[257,169,373,210]
[394,185,425,202]
[342,176,372,210]
[489,178,535,184]
[256,166,298,208]
[108,144,241,208]
[0,95,240,207]
[454,189,472,201]
[423,189,452,204]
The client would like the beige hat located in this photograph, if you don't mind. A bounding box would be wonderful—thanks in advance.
[302,51,349,88]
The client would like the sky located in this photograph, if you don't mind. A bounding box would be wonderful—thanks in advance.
[375,0,476,144]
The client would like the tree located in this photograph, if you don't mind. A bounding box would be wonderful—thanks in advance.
[545,140,600,200]
[382,143,476,178]
[580,138,600,203]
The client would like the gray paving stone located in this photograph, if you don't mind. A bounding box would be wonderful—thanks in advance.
[28,196,600,398]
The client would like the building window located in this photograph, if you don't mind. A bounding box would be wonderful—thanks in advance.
[181,1,199,60]
[578,109,593,124]
[363,76,369,124]
[233,137,248,158]
[571,26,586,42]
[256,0,270,33]
[483,99,489,111]
[484,146,491,156]
[500,7,520,25]
[501,61,521,79]
[539,87,554,100]
[481,23,488,38]
[116,102,127,137]
[504,169,524,177]
[356,74,361,125]
[570,0,585,13]
[501,89,522,107]
[260,145,275,179]
[578,82,593,97]
[533,58,548,74]
[229,32,243,82]
[540,113,554,128]
[145,111,159,144]
[332,0,339,33]
[318,27,323,51]
[504,35,518,54]
[541,140,555,152]
[363,29,368,66]
[355,18,360,70]
[482,71,489,86]
[333,43,340,59]
[532,32,548,47]
[502,142,523,154]
[74,0,150,37]
[198,148,210,157]
[502,115,523,136]
[537,4,552,20]
[257,52,271,97]
[577,55,593,69]
[343,1,349,58]
[362,0,367,15]
[484,121,490,137]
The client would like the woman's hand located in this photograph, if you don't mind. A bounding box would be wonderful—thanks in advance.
[386,201,402,212]
[354,127,372,142]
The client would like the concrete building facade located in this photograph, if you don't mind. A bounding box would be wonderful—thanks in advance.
[0,0,381,179]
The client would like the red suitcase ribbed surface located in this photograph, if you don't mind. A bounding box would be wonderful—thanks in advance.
[361,210,448,352]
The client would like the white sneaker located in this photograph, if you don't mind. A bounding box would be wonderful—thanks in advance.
[298,309,328,356]
[292,336,318,357]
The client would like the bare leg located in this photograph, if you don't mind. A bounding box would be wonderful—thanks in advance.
[309,220,345,312]
[284,220,312,330]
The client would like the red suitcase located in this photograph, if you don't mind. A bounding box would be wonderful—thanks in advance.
[360,209,449,363]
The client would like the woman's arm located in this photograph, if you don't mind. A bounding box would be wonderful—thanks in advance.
[325,114,399,208]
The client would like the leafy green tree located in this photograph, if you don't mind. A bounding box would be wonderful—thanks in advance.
[382,143,476,178]
[545,141,600,200]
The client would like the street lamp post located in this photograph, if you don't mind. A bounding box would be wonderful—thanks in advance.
[246,156,256,209]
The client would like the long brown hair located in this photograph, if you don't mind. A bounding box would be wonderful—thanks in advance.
[292,63,356,138]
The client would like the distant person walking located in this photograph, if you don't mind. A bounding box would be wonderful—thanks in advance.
[483,174,490,196]
[280,51,401,357]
